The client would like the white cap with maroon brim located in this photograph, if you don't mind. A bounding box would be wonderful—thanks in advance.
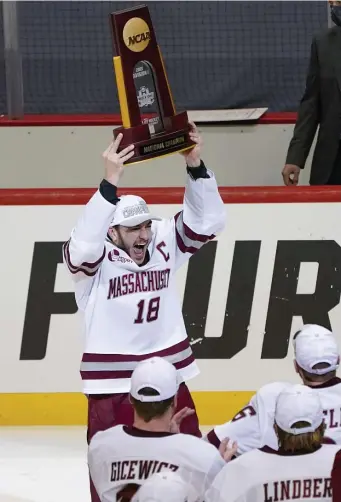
[110,195,161,228]
[130,357,180,402]
[131,471,199,502]
[275,384,324,435]
[294,324,339,375]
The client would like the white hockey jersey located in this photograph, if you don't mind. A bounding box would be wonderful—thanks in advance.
[88,425,225,502]
[63,171,225,394]
[206,378,341,455]
[205,444,341,502]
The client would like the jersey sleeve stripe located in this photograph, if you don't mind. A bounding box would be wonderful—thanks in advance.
[206,429,221,449]
[182,218,215,243]
[63,239,105,269]
[81,339,191,363]
[81,354,195,380]
[174,212,215,254]
[63,240,105,276]
[174,353,195,370]
[175,211,215,241]
[175,230,200,254]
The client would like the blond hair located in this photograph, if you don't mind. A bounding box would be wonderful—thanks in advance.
[276,421,325,452]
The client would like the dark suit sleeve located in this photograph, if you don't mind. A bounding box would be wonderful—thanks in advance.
[285,37,320,169]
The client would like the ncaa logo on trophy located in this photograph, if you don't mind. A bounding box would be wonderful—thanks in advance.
[123,17,151,52]
[110,5,195,164]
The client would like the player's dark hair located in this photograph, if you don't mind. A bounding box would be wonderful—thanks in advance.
[131,387,175,422]
[299,363,336,383]
[276,420,325,453]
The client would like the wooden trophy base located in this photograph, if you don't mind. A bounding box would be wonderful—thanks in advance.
[113,111,195,165]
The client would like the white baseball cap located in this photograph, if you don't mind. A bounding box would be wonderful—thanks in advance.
[131,471,199,502]
[130,357,180,402]
[275,384,324,435]
[294,324,339,375]
[110,195,161,228]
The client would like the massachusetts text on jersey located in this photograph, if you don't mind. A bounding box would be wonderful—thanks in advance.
[107,269,171,299]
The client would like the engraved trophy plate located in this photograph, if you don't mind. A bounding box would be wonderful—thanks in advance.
[133,61,164,135]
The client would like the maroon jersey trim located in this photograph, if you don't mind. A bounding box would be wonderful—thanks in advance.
[63,239,105,276]
[81,354,195,380]
[123,426,174,438]
[82,339,191,363]
[307,377,341,390]
[259,445,323,456]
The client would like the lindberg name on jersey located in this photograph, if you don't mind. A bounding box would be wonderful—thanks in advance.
[107,269,171,299]
[263,477,332,501]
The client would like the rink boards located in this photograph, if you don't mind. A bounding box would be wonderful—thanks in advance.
[0,187,341,425]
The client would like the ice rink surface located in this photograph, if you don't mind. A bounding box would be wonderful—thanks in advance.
[0,426,90,502]
[0,426,211,502]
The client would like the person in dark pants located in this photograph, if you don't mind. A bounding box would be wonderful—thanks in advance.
[282,1,341,186]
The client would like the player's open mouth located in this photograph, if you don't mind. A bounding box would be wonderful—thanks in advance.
[133,244,146,258]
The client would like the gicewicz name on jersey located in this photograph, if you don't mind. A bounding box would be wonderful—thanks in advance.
[110,459,179,482]
[88,425,225,502]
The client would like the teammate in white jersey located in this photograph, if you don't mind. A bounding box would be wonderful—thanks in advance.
[205,324,341,454]
[88,357,231,502]
[205,384,341,502]
[63,125,225,500]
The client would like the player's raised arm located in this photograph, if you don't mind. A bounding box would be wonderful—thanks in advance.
[63,134,134,279]
[173,122,226,268]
